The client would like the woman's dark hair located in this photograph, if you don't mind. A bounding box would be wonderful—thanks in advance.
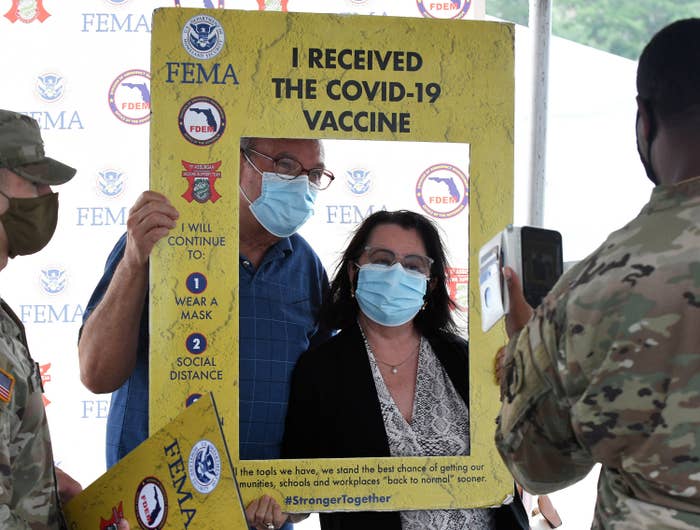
[323,209,457,335]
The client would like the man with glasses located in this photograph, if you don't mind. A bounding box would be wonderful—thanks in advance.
[78,138,332,518]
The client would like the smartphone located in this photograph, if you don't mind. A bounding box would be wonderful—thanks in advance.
[518,226,563,307]
[479,225,563,332]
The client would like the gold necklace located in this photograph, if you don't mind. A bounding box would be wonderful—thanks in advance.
[358,321,421,374]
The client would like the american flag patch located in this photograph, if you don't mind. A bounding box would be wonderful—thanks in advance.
[0,368,14,403]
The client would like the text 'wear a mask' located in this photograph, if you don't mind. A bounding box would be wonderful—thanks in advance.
[355,263,428,327]
[0,191,59,257]
[243,172,317,238]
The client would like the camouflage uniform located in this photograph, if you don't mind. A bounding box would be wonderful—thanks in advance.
[0,300,66,529]
[496,176,700,529]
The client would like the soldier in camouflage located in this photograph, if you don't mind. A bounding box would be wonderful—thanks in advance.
[495,19,700,530]
[0,110,131,529]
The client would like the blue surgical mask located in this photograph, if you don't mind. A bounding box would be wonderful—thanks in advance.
[355,263,427,327]
[242,172,318,237]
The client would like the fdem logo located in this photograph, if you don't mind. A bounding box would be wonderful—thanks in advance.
[416,0,471,19]
[108,69,151,125]
[415,163,469,218]
[134,477,167,530]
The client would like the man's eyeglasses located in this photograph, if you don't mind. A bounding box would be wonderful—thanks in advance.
[361,246,434,277]
[241,147,335,190]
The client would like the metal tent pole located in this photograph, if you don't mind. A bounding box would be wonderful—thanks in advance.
[528,0,552,227]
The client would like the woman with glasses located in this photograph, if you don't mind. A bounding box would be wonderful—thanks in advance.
[247,210,527,530]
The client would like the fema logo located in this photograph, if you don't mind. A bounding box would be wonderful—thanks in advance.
[178,97,226,146]
[36,73,64,103]
[188,440,221,494]
[40,267,67,296]
[182,14,225,60]
[134,477,167,530]
[174,1,225,7]
[346,168,372,195]
[96,169,126,199]
[416,0,471,19]
[4,0,50,23]
[103,0,129,5]
[415,163,469,218]
[108,69,151,125]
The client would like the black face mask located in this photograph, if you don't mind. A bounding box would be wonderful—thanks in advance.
[635,102,659,186]
[0,191,59,258]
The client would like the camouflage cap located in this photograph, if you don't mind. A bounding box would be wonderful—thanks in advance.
[0,109,76,185]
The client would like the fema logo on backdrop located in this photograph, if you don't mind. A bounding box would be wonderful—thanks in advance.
[103,0,129,4]
[134,477,167,530]
[96,169,126,199]
[346,168,372,196]
[182,14,225,60]
[415,163,469,218]
[416,0,471,19]
[40,266,67,296]
[4,0,50,23]
[108,69,151,125]
[35,73,64,103]
[188,440,221,494]
[178,97,226,146]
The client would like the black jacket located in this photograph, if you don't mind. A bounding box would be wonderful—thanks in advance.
[282,323,528,530]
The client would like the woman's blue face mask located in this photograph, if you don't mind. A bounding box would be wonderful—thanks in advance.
[355,262,428,327]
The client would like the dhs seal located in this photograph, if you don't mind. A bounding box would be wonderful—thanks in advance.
[188,440,221,494]
[134,477,167,530]
[182,14,225,60]
[178,97,226,146]
[97,169,126,199]
[36,73,64,103]
[345,168,372,195]
[415,163,469,218]
[40,267,67,296]
[416,0,471,19]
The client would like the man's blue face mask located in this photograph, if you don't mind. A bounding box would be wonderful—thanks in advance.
[242,171,318,238]
[355,263,428,327]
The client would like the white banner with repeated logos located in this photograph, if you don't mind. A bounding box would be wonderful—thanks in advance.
[0,0,482,488]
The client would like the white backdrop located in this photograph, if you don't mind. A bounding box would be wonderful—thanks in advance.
[0,0,481,489]
[1,3,652,529]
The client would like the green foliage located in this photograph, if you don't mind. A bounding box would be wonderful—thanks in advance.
[485,0,700,60]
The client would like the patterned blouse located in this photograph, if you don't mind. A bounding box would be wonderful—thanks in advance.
[362,332,496,530]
